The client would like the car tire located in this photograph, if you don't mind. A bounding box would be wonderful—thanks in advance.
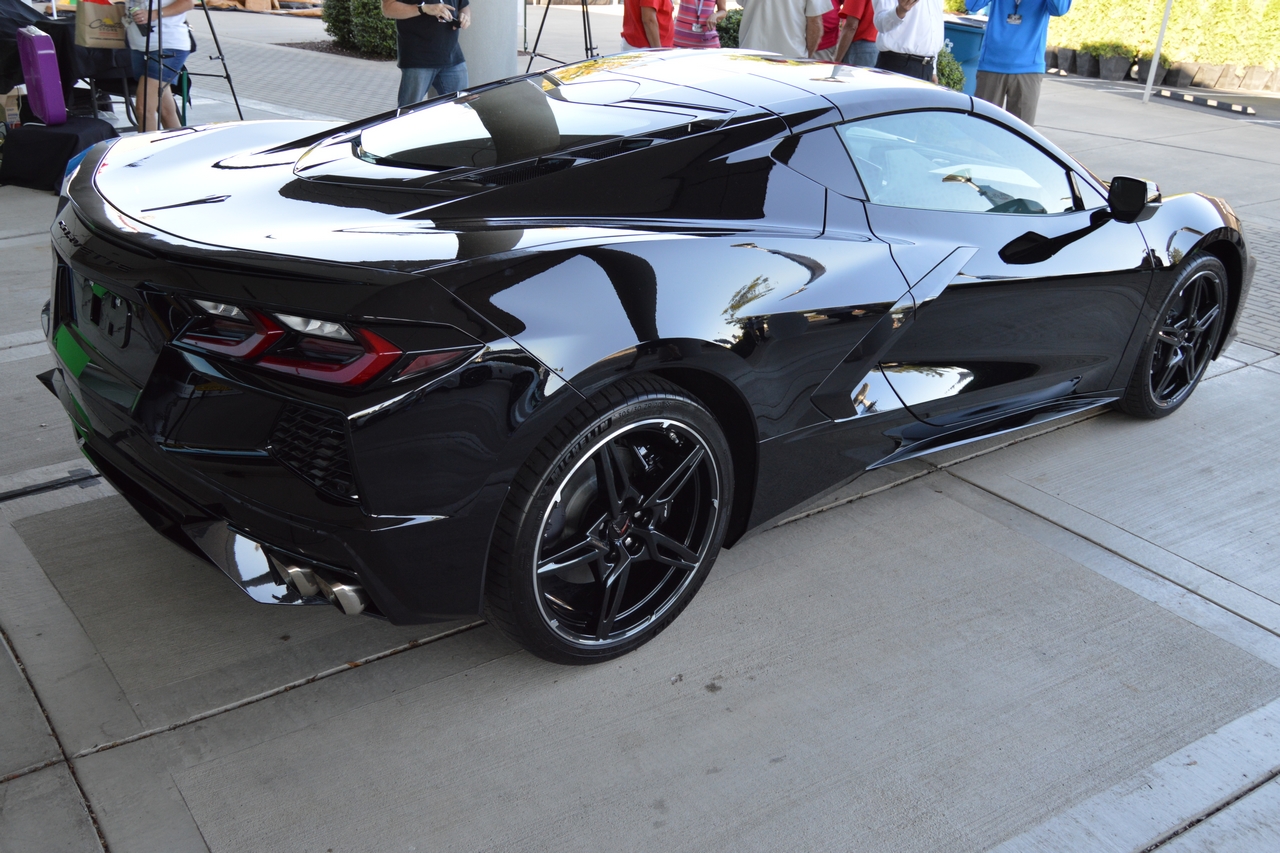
[1116,252,1229,419]
[484,375,733,664]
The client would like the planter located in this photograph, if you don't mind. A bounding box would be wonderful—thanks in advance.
[1056,47,1075,75]
[1241,66,1272,90]
[1098,55,1130,81]
[1076,52,1099,78]
[1217,64,1244,89]
[1135,58,1167,87]
[1170,62,1200,88]
[1270,70,1280,92]
[1192,64,1224,88]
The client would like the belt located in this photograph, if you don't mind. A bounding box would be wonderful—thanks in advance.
[881,50,934,63]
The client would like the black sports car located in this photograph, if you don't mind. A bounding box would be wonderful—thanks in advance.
[43,51,1253,662]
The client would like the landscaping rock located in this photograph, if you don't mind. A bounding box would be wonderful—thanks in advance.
[1056,47,1075,74]
[1241,66,1272,90]
[1098,55,1130,81]
[1192,64,1224,88]
[1076,51,1099,78]
[1135,58,1167,87]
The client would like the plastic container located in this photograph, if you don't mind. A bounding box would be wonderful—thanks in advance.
[17,26,66,126]
[943,15,986,96]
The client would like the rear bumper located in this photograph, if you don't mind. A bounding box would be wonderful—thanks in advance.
[43,362,504,624]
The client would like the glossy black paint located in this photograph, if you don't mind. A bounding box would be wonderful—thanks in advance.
[43,50,1254,623]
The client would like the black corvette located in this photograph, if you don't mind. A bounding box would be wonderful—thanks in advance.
[43,51,1253,662]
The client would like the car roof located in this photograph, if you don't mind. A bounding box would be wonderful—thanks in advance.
[545,49,973,126]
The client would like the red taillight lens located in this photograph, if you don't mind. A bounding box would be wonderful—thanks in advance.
[179,309,283,359]
[179,301,478,387]
[258,328,403,386]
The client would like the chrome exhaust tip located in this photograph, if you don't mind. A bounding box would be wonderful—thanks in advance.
[270,555,368,616]
[315,577,369,617]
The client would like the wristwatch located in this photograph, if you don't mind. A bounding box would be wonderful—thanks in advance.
[417,2,426,14]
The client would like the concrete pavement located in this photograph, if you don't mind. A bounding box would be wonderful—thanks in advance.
[3,13,1280,852]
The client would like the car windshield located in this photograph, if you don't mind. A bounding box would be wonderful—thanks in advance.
[358,77,697,173]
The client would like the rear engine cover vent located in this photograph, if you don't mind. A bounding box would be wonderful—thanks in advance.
[270,404,357,500]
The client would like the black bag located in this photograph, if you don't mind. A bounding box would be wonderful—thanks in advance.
[0,115,117,191]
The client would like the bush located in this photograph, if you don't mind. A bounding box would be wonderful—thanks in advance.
[322,0,356,52]
[943,0,968,13]
[937,47,964,91]
[717,8,741,48]
[1079,41,1135,58]
[350,0,398,59]
[1048,0,1280,68]
[323,0,397,59]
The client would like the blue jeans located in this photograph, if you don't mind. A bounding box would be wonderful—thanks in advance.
[131,48,191,86]
[842,40,879,68]
[397,62,468,107]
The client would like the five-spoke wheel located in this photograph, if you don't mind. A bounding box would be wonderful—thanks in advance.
[485,376,733,663]
[1118,252,1228,419]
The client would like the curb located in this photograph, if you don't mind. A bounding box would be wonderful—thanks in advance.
[1155,89,1257,115]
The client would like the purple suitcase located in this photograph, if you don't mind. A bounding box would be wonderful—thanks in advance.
[17,25,66,126]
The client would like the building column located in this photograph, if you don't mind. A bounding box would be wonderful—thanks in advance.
[459,0,520,87]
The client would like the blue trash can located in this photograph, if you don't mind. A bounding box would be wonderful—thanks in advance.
[943,15,986,96]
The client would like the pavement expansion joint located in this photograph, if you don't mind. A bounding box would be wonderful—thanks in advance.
[68,620,487,761]
[0,624,109,851]
[1143,766,1280,851]
[942,467,1280,643]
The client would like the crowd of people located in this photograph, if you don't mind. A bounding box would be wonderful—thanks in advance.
[618,0,1071,123]
[372,0,1069,126]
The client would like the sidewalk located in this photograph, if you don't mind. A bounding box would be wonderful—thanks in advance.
[3,16,1280,852]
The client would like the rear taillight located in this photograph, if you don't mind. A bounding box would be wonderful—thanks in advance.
[184,301,284,358]
[176,301,476,388]
[259,327,402,385]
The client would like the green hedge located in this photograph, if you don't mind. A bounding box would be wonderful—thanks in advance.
[323,0,398,59]
[717,8,742,48]
[1048,0,1280,68]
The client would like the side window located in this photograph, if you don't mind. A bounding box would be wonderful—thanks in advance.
[836,111,1076,215]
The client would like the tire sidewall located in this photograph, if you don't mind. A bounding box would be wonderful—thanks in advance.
[504,386,733,663]
[1122,253,1228,419]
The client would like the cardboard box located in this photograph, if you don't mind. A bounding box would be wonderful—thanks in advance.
[3,88,23,126]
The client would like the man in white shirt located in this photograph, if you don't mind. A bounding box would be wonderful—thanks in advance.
[872,0,944,82]
[739,0,828,59]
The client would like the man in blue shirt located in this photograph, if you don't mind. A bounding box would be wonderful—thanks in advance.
[966,0,1071,125]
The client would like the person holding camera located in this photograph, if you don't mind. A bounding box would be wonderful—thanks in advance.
[381,0,470,108]
[126,0,194,131]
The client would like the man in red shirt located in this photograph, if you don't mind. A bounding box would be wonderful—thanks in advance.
[622,0,675,50]
[834,0,878,65]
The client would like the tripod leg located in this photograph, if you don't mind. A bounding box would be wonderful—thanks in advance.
[526,0,556,73]
[200,0,243,120]
[580,0,596,58]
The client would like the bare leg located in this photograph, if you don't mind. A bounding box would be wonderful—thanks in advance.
[134,77,183,131]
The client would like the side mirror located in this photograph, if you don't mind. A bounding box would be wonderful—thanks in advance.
[1108,176,1161,223]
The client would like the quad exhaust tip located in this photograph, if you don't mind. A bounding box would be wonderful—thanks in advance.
[183,520,369,616]
[272,557,369,617]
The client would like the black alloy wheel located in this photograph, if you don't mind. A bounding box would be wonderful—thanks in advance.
[1118,252,1229,419]
[485,376,733,663]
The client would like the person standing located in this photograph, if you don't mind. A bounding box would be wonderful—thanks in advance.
[126,0,194,132]
[673,0,727,49]
[622,0,675,50]
[833,0,878,66]
[872,0,944,82]
[967,0,1071,125]
[381,0,470,108]
[738,0,827,59]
